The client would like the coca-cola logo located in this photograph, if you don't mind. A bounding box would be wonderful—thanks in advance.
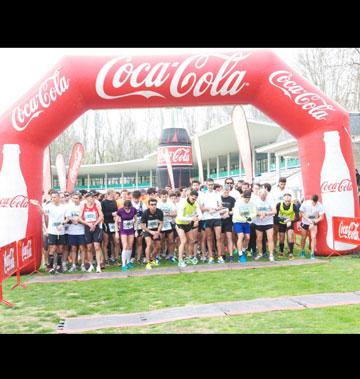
[268,70,336,121]
[158,146,192,166]
[338,221,360,241]
[11,68,70,132]
[3,247,15,275]
[0,195,28,208]
[21,240,33,262]
[69,146,84,184]
[320,179,353,193]
[96,52,251,100]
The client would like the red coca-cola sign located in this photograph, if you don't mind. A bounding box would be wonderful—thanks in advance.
[1,243,17,279]
[0,195,28,208]
[157,146,192,166]
[320,179,353,193]
[333,216,360,244]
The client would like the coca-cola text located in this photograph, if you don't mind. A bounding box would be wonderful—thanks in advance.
[3,247,15,275]
[21,240,33,262]
[338,221,360,241]
[158,146,192,166]
[320,179,353,193]
[0,195,28,208]
[11,69,70,132]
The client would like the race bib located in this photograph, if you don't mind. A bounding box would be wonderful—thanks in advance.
[123,219,134,230]
[163,220,172,231]
[84,211,97,222]
[240,210,250,217]
[148,219,159,229]
[108,223,116,232]
[308,215,316,219]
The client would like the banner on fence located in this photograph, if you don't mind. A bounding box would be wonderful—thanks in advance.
[333,216,360,245]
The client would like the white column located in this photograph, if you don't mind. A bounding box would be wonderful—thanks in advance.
[239,152,242,179]
[104,173,108,189]
[275,154,280,183]
[216,156,220,179]
[285,157,288,170]
[267,153,271,173]
[227,153,231,177]
[87,174,90,190]
[136,170,139,189]
[149,170,153,187]
[207,159,210,180]
[252,148,256,180]
[121,171,124,190]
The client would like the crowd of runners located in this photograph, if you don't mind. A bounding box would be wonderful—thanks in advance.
[30,176,325,274]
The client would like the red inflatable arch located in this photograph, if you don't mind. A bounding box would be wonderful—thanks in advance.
[0,50,358,273]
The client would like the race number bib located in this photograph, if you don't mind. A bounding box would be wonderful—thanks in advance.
[123,219,134,230]
[84,211,97,222]
[163,220,172,231]
[108,223,116,232]
[148,219,159,229]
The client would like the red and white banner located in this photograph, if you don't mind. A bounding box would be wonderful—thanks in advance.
[43,146,52,197]
[1,242,17,280]
[55,154,67,192]
[232,105,253,184]
[157,146,192,166]
[17,236,34,270]
[66,143,84,192]
[333,216,360,245]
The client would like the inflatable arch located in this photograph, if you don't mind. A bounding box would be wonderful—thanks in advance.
[0,49,358,273]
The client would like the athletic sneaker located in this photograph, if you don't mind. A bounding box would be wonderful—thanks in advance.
[310,253,316,260]
[151,260,160,266]
[217,257,225,264]
[127,262,134,269]
[169,256,177,263]
[122,265,128,272]
[184,257,192,265]
[208,257,215,264]
[300,251,305,258]
[269,254,275,262]
[229,256,234,263]
[69,265,77,273]
[48,267,58,275]
[233,249,238,257]
[178,260,187,268]
[239,254,247,263]
[200,256,207,263]
[288,254,294,260]
[254,254,263,261]
[191,257,198,265]
[145,262,152,270]
[96,265,102,273]
[87,264,95,273]
[62,263,68,272]
[81,264,86,272]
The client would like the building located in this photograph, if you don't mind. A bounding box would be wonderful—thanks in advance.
[52,113,360,198]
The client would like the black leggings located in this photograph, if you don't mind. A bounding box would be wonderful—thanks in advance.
[249,223,267,253]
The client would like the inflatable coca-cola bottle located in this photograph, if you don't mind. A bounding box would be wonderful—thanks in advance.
[156,127,192,189]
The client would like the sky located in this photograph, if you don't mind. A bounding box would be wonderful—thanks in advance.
[0,47,300,115]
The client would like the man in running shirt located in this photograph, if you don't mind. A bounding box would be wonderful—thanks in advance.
[199,178,224,264]
[253,188,277,262]
[221,185,236,262]
[175,190,202,267]
[141,199,164,270]
[224,177,241,201]
[299,194,325,259]
[275,193,300,260]
[79,192,104,273]
[30,192,67,274]
[157,190,177,261]
[132,190,147,264]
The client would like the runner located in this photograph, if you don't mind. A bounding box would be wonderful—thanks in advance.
[30,192,67,274]
[253,188,277,262]
[275,193,300,260]
[65,192,87,272]
[199,178,224,264]
[220,185,236,262]
[224,177,241,201]
[132,190,147,264]
[175,190,202,267]
[141,199,164,270]
[101,190,119,265]
[79,191,104,273]
[190,180,203,258]
[157,190,177,261]
[115,200,137,272]
[299,194,325,259]
[232,190,257,263]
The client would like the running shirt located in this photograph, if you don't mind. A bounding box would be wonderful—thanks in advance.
[101,199,118,223]
[157,200,177,231]
[117,207,137,235]
[199,190,222,220]
[176,198,202,225]
[253,197,276,226]
[44,203,67,236]
[232,199,257,223]
[276,202,300,224]
[141,208,164,231]
[81,202,100,226]
[221,195,236,221]
[271,186,295,204]
[65,203,85,236]
[132,200,147,230]
[229,188,241,201]
[299,200,325,225]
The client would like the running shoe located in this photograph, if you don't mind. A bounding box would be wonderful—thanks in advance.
[254,254,263,261]
[62,263,68,272]
[151,260,160,266]
[127,262,134,269]
[191,257,198,265]
[184,257,192,265]
[87,264,95,273]
[81,264,86,272]
[200,256,207,263]
[169,256,177,263]
[310,253,316,260]
[145,262,152,270]
[240,254,247,263]
[300,251,305,258]
[69,265,77,273]
[122,265,128,272]
[155,257,161,265]
[288,254,294,260]
[229,256,234,263]
[233,249,238,257]
[96,265,102,273]
[178,260,187,268]
[208,257,215,264]
[217,257,225,264]
[48,267,57,275]
[269,254,275,262]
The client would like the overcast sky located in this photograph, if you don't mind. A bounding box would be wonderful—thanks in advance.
[0,48,300,115]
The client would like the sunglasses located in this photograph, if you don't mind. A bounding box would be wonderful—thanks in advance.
[149,203,157,206]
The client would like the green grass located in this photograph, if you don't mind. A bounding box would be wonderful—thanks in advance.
[1,253,360,333]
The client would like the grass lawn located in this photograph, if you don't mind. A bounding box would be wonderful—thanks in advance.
[1,250,360,333]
